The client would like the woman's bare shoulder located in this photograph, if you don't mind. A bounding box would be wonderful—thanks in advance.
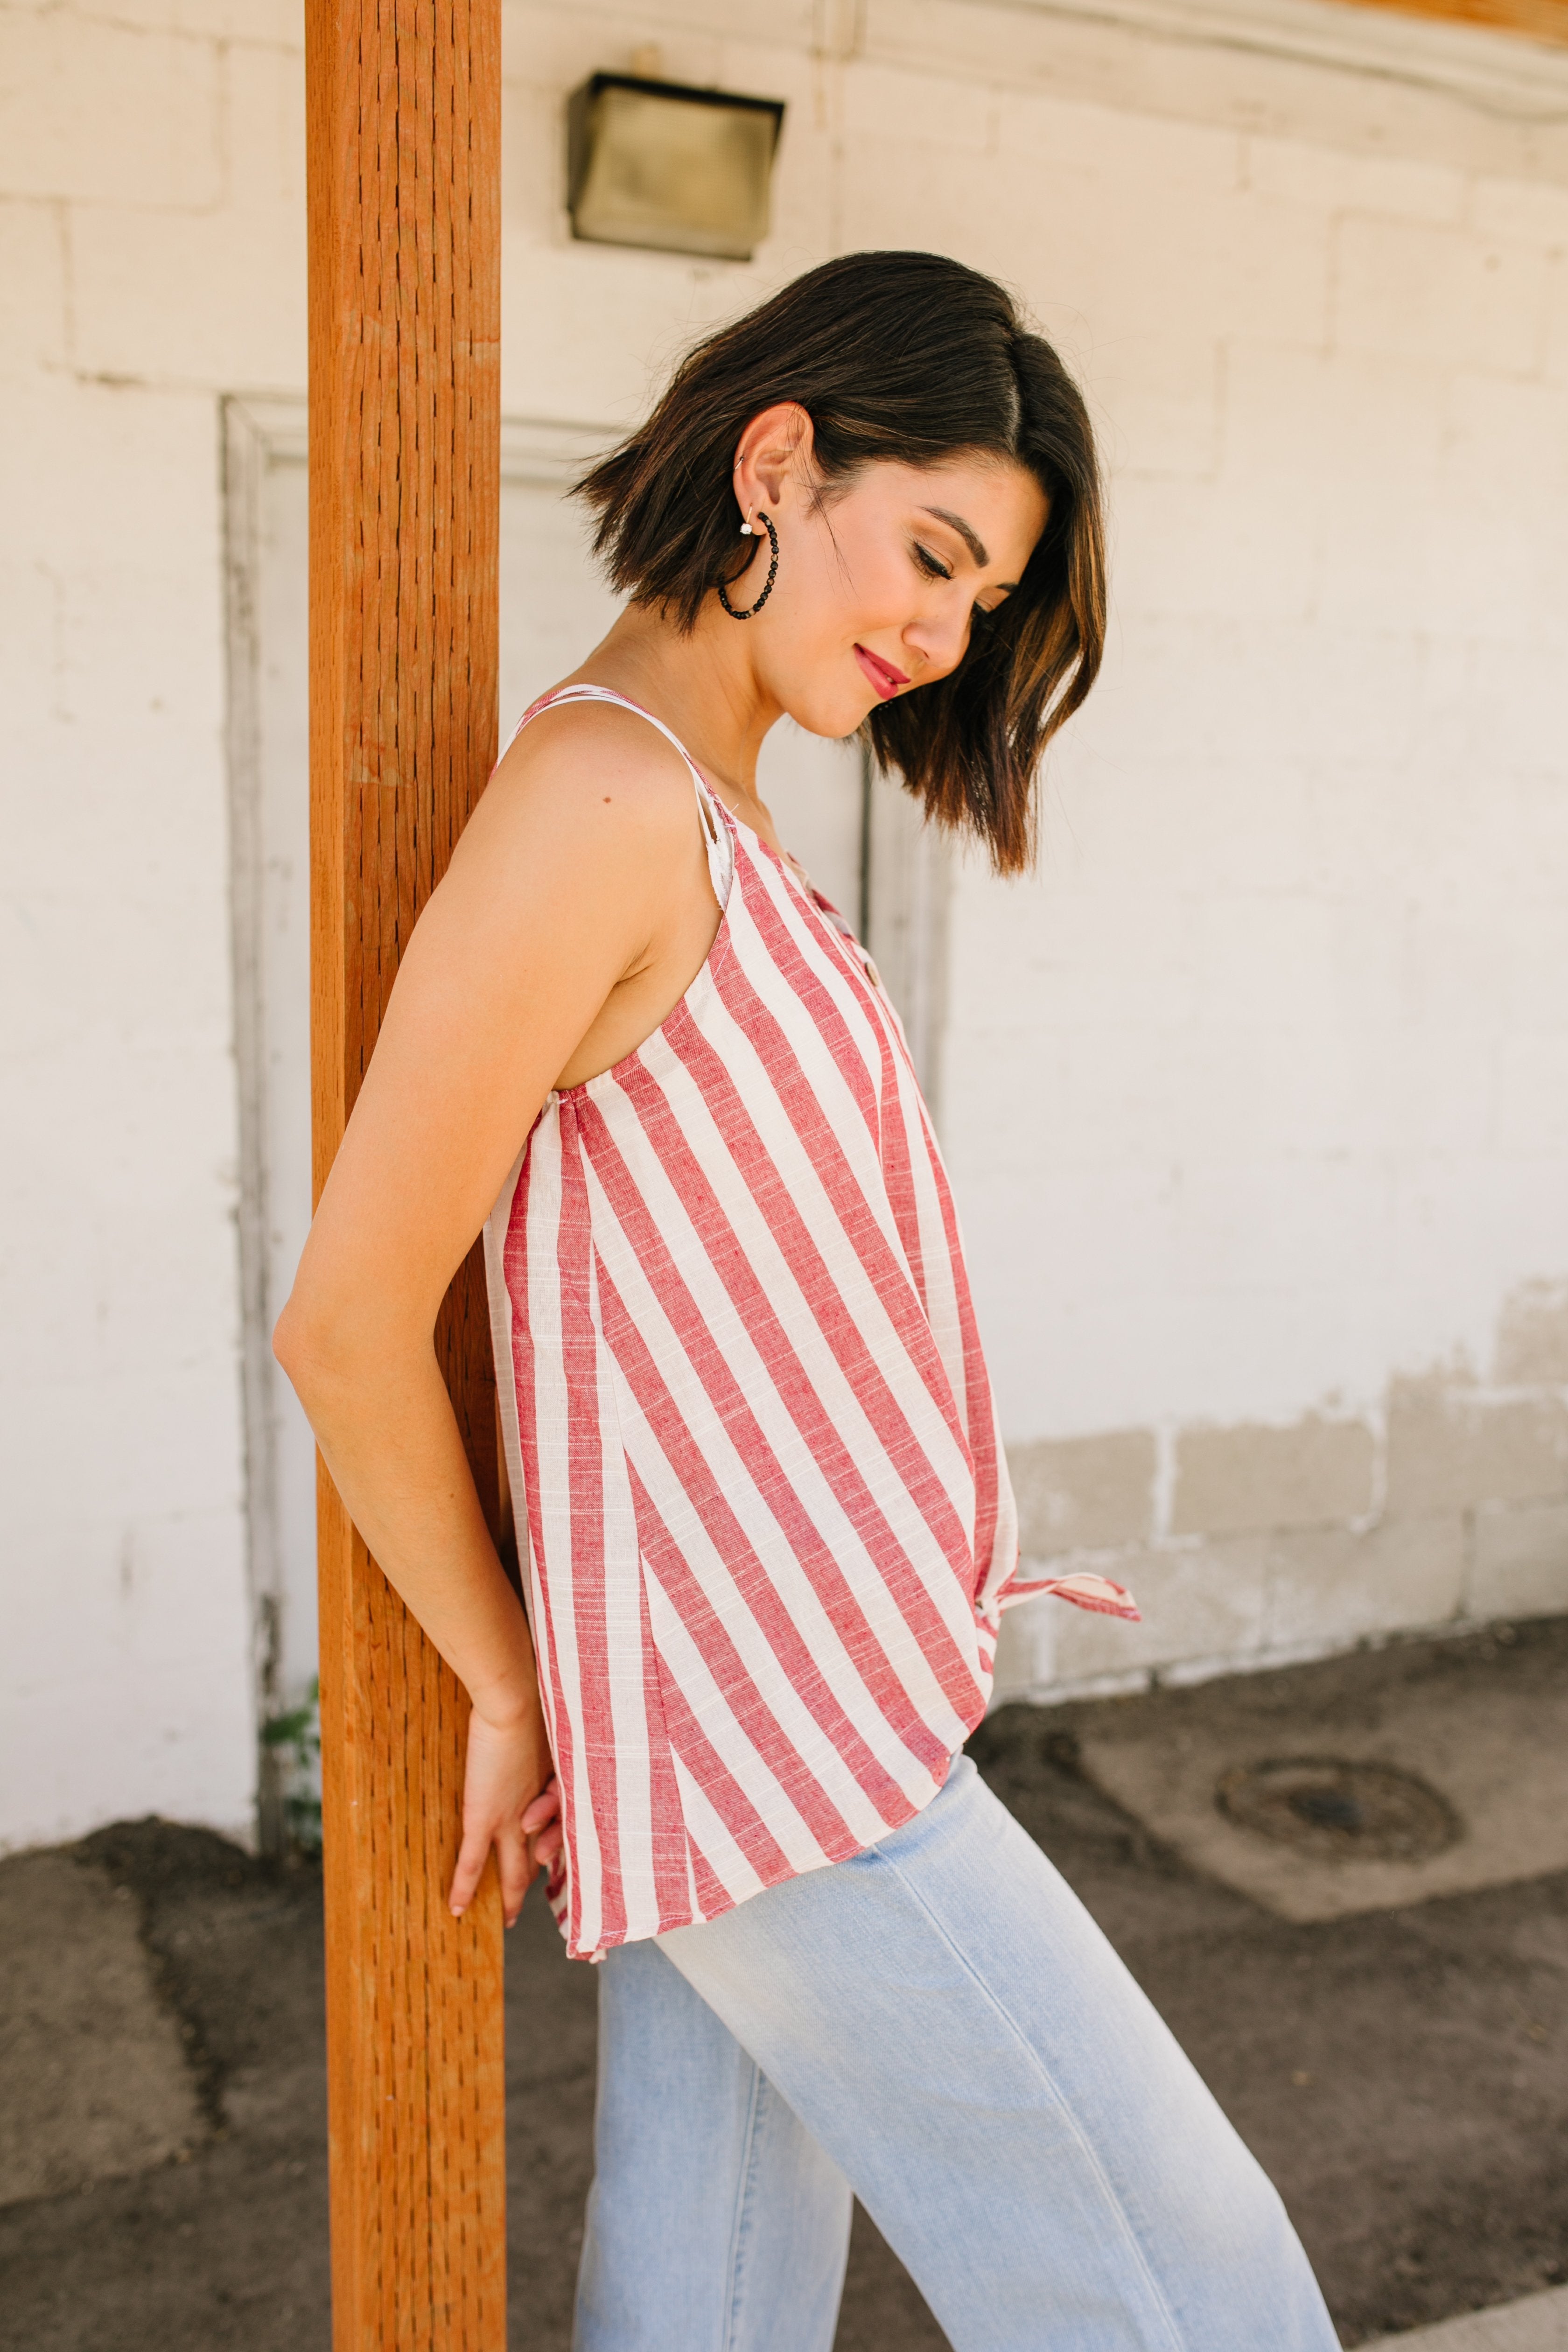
[492,694,700,830]
[436,693,707,924]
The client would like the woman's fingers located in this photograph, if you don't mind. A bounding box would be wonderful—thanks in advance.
[450,1724,559,1921]
[521,1780,562,1893]
[496,1821,532,1927]
[520,1777,561,1887]
[520,1777,560,1833]
[449,1815,494,1918]
[451,1806,550,1919]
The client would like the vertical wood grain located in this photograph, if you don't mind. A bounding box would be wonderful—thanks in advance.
[1335,0,1568,42]
[305,4,505,2344]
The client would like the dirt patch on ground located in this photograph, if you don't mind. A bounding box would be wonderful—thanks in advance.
[0,1824,329,2352]
[1,1620,1564,2349]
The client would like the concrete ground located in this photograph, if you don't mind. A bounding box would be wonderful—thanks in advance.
[1372,2294,1568,2352]
[1,1618,1564,2351]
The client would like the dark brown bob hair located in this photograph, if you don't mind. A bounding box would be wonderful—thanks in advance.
[576,251,1105,874]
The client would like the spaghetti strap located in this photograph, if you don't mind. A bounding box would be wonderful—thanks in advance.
[508,683,733,910]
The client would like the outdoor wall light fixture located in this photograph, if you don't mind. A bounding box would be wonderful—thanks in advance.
[567,73,785,262]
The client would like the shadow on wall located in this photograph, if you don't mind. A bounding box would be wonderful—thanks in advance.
[996,1278,1568,1702]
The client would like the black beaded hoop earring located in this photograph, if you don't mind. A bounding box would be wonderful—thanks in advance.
[718,512,779,620]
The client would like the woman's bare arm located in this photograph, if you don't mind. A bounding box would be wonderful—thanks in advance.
[273,704,719,1922]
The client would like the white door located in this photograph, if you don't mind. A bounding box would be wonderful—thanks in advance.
[230,408,870,1724]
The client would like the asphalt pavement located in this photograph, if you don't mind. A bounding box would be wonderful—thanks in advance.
[1,1617,1564,2350]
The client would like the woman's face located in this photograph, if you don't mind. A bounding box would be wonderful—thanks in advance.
[731,427,1049,739]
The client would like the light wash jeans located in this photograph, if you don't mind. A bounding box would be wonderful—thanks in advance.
[574,1754,1338,2352]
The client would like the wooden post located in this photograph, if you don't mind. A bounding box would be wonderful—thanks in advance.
[1334,0,1568,42]
[305,3,506,2345]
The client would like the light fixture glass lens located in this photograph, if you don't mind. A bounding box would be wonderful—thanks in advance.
[573,87,777,261]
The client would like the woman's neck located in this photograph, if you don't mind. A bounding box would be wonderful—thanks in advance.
[566,602,784,835]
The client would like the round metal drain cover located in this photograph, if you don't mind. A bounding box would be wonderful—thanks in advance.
[1215,1757,1459,1863]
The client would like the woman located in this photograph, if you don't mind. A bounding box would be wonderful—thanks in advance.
[277,252,1337,2352]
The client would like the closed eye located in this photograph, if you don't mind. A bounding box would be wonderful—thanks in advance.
[912,542,953,583]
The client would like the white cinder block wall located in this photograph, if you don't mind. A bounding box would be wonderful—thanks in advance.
[2,0,1565,1848]
[896,16,1568,1700]
[0,5,308,1852]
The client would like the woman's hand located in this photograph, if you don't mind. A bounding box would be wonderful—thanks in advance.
[450,1703,563,1928]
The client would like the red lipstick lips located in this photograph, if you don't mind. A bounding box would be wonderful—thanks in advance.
[854,644,909,700]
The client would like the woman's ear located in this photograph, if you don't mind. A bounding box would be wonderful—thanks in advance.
[732,402,814,522]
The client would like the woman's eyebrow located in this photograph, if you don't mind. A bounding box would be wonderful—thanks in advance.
[920,505,989,567]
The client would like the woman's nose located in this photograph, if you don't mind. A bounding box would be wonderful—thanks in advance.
[904,603,969,680]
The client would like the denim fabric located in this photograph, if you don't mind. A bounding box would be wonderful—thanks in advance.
[575,1755,1338,2352]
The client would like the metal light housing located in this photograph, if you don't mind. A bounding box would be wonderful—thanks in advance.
[567,73,785,263]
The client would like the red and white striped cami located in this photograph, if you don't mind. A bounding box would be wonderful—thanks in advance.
[484,686,1135,1960]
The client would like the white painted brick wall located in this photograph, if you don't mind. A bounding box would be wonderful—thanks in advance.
[935,58,1568,1449]
[3,0,1566,1844]
[1,363,256,1844]
[0,0,292,1847]
[0,10,223,210]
